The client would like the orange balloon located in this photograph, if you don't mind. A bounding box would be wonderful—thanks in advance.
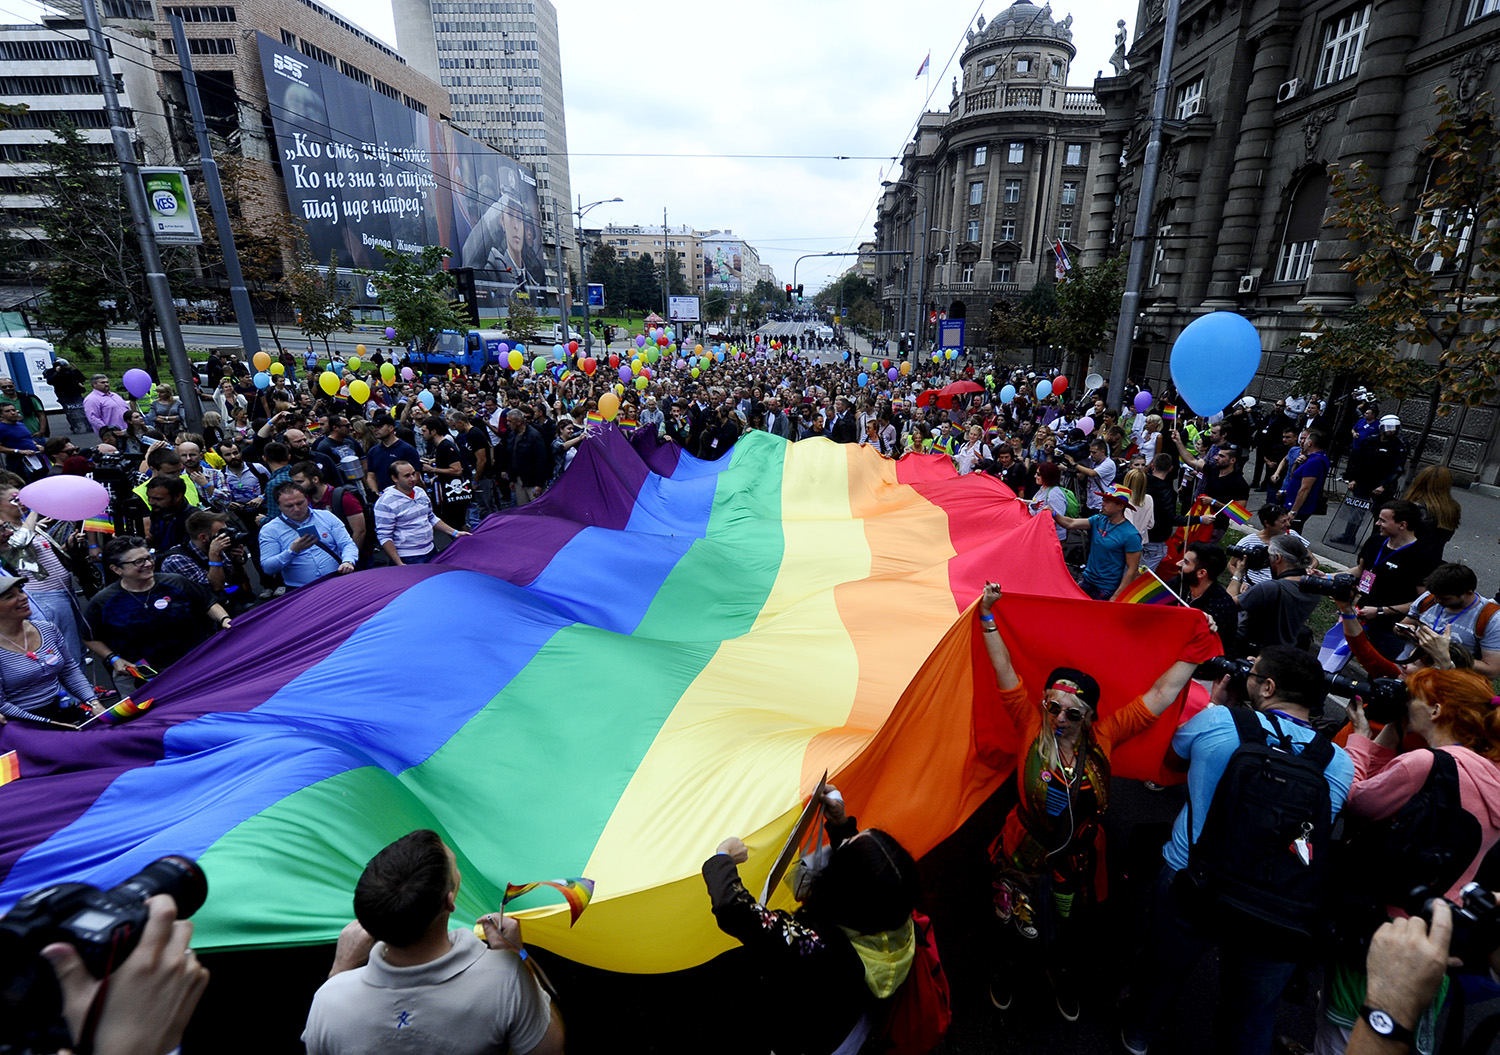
[598,391,620,421]
[252,351,271,372]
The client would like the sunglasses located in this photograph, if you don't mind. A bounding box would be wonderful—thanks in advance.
[1045,701,1087,722]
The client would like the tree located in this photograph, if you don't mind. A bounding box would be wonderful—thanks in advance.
[1015,283,1057,364]
[703,288,729,322]
[1294,85,1500,479]
[359,246,469,357]
[37,266,118,367]
[291,251,354,358]
[665,250,689,297]
[505,291,542,344]
[1053,252,1128,379]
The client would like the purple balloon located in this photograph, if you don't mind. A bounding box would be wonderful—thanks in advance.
[635,334,647,348]
[1134,391,1153,414]
[17,475,109,521]
[384,326,397,340]
[618,364,632,383]
[122,368,152,399]
[887,367,899,383]
[1077,416,1096,436]
[675,358,686,369]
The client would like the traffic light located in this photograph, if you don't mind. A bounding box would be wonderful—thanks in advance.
[796,284,804,303]
[785,283,793,304]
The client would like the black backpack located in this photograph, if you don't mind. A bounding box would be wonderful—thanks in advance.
[330,485,376,563]
[1185,708,1337,939]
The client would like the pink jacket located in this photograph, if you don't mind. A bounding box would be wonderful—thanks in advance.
[1345,737,1500,901]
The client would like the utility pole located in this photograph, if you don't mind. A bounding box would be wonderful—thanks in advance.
[170,15,261,366]
[1107,0,1184,409]
[662,206,670,322]
[82,0,203,431]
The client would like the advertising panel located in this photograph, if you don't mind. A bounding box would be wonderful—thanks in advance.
[703,239,743,292]
[141,168,202,245]
[257,33,546,297]
[668,296,701,322]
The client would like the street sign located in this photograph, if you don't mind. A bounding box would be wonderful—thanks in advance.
[587,283,604,307]
[938,319,965,352]
[140,167,202,245]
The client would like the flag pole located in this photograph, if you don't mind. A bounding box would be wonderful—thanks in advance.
[1145,565,1192,607]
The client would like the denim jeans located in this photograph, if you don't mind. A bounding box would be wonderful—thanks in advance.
[1140,541,1167,572]
[1124,863,1299,1055]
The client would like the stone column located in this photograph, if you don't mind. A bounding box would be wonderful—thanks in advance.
[1303,0,1426,306]
[1206,25,1295,304]
[1083,128,1125,266]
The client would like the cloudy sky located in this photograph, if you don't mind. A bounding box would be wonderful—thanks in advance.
[329,0,1132,292]
[11,0,1130,292]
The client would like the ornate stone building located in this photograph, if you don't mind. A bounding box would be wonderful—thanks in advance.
[873,1,1106,353]
[1089,0,1500,482]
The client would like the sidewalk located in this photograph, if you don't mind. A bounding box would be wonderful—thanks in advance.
[1304,485,1499,583]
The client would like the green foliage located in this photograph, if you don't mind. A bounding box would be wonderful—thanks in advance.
[703,288,729,322]
[1053,252,1127,360]
[359,246,469,357]
[38,266,116,366]
[1295,85,1500,407]
[505,291,542,344]
[292,251,354,356]
[1015,283,1057,349]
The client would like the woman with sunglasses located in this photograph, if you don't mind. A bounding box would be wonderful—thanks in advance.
[0,574,99,726]
[83,536,231,685]
[978,581,1216,1022]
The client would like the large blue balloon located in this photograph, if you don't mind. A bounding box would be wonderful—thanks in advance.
[857,372,869,387]
[1170,312,1263,416]
[1000,384,1017,405]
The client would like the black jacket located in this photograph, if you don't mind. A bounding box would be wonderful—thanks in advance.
[507,425,550,488]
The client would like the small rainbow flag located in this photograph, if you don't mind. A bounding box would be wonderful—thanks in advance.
[1116,573,1176,606]
[0,750,18,786]
[502,878,596,926]
[932,434,955,456]
[82,518,115,535]
[617,417,639,431]
[1220,500,1253,527]
[92,696,154,727]
[585,411,605,425]
[984,424,1002,442]
[1162,405,1177,427]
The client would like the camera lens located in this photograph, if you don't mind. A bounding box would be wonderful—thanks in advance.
[112,855,208,919]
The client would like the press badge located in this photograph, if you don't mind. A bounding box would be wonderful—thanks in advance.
[1358,570,1376,595]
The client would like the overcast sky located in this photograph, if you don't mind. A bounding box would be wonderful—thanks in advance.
[13,0,1130,292]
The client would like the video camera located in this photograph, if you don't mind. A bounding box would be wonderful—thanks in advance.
[1056,429,1092,463]
[82,448,140,484]
[1299,572,1361,604]
[1419,882,1500,973]
[1225,544,1271,572]
[1198,656,1408,724]
[0,855,206,1047]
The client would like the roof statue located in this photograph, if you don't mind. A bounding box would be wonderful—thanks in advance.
[966,0,1076,49]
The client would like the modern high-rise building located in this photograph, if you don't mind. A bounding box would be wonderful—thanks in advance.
[393,0,575,303]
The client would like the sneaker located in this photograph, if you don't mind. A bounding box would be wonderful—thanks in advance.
[1054,988,1080,1022]
[1121,1029,1149,1055]
[989,977,1013,1011]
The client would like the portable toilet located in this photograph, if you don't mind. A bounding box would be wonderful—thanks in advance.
[0,337,59,410]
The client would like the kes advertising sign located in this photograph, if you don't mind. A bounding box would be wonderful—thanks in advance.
[141,168,202,245]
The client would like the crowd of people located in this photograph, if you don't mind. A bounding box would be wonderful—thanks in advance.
[2,330,1500,1055]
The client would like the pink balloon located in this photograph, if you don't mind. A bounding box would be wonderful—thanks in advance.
[18,475,110,521]
[1077,416,1096,436]
[401,367,415,381]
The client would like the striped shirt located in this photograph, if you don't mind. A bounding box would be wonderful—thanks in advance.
[374,485,438,558]
[0,617,93,719]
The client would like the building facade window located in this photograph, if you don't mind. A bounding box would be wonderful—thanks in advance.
[1064,143,1083,166]
[983,62,996,78]
[1000,219,1017,241]
[961,262,975,283]
[966,219,981,241]
[1175,76,1204,119]
[1016,57,1032,73]
[1058,220,1072,242]
[1274,173,1328,283]
[1150,224,1171,285]
[1061,180,1078,205]
[1413,162,1473,271]
[969,181,984,205]
[1469,0,1500,21]
[974,145,987,165]
[1008,141,1024,163]
[1317,4,1370,86]
[1050,58,1064,78]
[1004,179,1021,203]
[997,262,1014,283]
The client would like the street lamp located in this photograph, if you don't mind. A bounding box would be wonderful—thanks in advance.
[575,195,623,354]
[882,178,930,355]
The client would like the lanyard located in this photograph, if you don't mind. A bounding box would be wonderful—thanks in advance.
[1375,538,1416,567]
[1433,598,1478,633]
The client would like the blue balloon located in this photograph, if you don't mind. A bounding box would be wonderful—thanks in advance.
[553,343,565,359]
[842,351,851,361]
[515,344,526,356]
[857,372,869,387]
[418,390,435,410]
[253,371,270,389]
[1000,384,1017,405]
[1170,311,1262,415]
[1036,380,1053,400]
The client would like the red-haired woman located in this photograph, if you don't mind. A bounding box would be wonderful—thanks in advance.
[1319,668,1500,1054]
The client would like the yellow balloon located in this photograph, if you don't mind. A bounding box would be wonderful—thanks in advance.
[252,351,271,372]
[349,379,371,404]
[508,350,523,370]
[900,361,911,375]
[355,344,366,354]
[635,375,648,390]
[269,362,284,375]
[347,356,362,374]
[598,391,620,421]
[631,361,642,376]
[319,371,340,396]
[614,383,625,396]
[380,363,396,383]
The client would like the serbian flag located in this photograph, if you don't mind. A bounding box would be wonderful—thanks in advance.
[915,50,930,78]
[1054,239,1073,280]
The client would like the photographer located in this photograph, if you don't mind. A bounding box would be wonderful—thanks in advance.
[1400,563,1500,680]
[1321,667,1500,1054]
[1226,534,1320,652]
[1122,646,1354,1055]
[1352,501,1443,661]
[160,510,250,609]
[1060,437,1116,512]
[1231,504,1312,588]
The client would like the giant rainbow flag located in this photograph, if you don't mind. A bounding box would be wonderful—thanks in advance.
[0,428,1213,972]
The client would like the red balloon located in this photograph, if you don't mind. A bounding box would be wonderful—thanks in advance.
[1053,375,1069,394]
[657,335,670,347]
[642,367,652,379]
[882,359,891,370]
[608,353,620,368]
[581,357,597,376]
[568,341,579,354]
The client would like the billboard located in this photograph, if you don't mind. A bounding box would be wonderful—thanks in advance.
[141,168,202,245]
[256,33,546,297]
[703,239,743,292]
[668,295,701,322]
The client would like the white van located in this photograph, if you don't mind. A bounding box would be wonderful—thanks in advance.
[548,323,583,343]
[0,337,59,410]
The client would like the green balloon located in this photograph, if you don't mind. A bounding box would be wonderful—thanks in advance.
[690,367,700,378]
[531,356,546,372]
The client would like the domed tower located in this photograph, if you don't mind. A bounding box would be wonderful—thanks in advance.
[960,1,1077,99]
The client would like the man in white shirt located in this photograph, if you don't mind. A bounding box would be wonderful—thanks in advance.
[1064,438,1117,512]
[373,460,468,566]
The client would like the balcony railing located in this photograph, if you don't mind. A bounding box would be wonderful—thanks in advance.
[960,85,1103,117]
[1063,90,1104,113]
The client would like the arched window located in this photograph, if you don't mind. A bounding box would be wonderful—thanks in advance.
[1275,173,1327,283]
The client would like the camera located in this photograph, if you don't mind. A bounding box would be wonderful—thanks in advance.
[1226,545,1271,572]
[1199,655,1256,697]
[1323,671,1409,725]
[1419,882,1500,972]
[1057,430,1092,463]
[1299,572,1361,603]
[83,449,140,483]
[0,855,206,1045]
